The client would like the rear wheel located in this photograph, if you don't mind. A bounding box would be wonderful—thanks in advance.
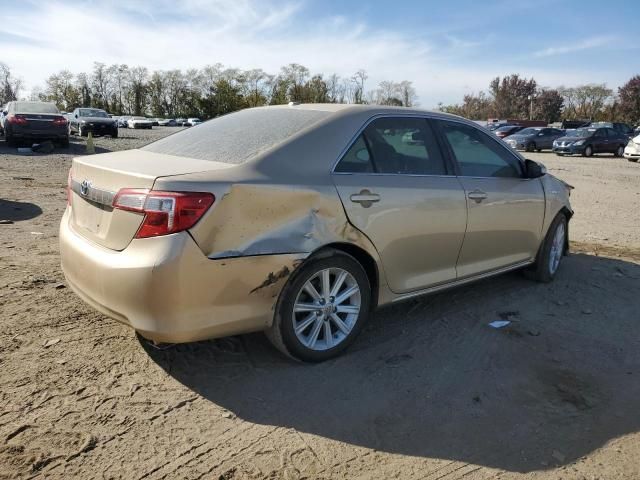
[59,136,69,148]
[584,145,593,157]
[526,142,536,152]
[615,145,624,157]
[267,249,371,362]
[111,129,118,139]
[525,213,567,283]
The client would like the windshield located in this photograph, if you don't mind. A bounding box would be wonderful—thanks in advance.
[13,102,59,114]
[79,108,109,118]
[517,127,542,136]
[565,128,595,137]
[142,107,331,163]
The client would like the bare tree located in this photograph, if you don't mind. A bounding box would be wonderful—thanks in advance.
[0,62,23,105]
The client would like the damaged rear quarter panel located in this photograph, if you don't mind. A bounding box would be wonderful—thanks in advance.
[188,183,372,259]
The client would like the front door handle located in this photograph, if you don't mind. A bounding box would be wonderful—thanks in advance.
[350,189,380,208]
[467,190,488,203]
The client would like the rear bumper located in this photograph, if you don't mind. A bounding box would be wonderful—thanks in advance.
[59,208,305,343]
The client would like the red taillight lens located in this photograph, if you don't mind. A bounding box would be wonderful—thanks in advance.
[7,114,27,125]
[112,189,214,238]
[52,116,67,126]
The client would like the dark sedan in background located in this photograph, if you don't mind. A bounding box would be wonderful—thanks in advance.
[504,127,565,152]
[68,108,118,138]
[553,127,629,157]
[494,125,524,139]
[1,101,69,147]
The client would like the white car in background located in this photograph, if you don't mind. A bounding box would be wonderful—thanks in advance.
[624,134,640,162]
[127,117,153,129]
[186,118,202,126]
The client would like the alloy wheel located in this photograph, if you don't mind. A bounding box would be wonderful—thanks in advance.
[292,267,361,351]
[548,222,565,274]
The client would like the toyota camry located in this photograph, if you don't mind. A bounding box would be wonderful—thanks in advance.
[60,104,573,361]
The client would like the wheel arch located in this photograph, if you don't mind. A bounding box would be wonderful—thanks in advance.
[306,242,380,311]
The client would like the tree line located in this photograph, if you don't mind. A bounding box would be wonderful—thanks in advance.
[0,61,417,118]
[438,73,640,124]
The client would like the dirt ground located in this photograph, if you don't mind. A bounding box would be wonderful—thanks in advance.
[1,128,639,480]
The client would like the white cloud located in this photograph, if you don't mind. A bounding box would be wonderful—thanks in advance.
[0,1,629,107]
[533,35,616,57]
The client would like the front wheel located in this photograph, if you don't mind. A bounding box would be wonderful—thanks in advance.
[526,142,536,152]
[267,250,371,362]
[584,145,593,157]
[525,214,567,283]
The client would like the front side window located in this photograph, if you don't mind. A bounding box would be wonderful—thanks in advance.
[438,121,523,178]
[335,117,447,175]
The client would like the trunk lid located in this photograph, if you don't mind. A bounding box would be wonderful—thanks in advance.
[69,149,230,250]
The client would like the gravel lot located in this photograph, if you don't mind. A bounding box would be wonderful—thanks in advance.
[1,128,639,479]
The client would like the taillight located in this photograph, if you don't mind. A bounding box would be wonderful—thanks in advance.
[112,189,214,238]
[7,114,27,125]
[52,116,67,126]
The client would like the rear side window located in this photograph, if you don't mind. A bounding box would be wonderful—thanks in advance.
[142,108,331,163]
[438,121,523,178]
[335,117,447,175]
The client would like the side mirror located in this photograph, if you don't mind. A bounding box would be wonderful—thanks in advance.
[2,110,7,115]
[74,114,78,118]
[525,159,546,178]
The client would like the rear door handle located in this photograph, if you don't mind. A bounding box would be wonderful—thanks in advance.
[467,190,488,203]
[350,189,380,208]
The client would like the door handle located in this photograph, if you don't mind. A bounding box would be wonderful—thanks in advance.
[467,190,488,203]
[350,189,380,208]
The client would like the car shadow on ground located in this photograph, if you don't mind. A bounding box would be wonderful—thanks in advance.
[143,253,640,473]
[0,199,43,221]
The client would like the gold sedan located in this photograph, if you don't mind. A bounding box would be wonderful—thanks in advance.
[60,104,573,361]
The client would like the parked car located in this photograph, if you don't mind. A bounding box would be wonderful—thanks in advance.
[175,118,187,126]
[494,125,524,139]
[504,127,565,152]
[158,118,178,127]
[60,104,573,361]
[623,134,640,162]
[589,122,634,139]
[68,108,118,138]
[184,117,202,127]
[553,127,628,157]
[150,118,160,126]
[127,117,153,129]
[118,116,132,128]
[2,101,69,147]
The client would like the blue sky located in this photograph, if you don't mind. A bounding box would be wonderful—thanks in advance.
[1,0,638,106]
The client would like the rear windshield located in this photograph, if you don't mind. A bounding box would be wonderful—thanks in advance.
[142,108,331,163]
[13,102,59,114]
[79,108,109,118]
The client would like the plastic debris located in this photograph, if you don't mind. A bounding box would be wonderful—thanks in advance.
[488,320,511,329]
[43,338,61,348]
[31,141,54,153]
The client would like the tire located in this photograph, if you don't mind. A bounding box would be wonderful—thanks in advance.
[59,137,69,148]
[111,129,118,139]
[615,145,624,157]
[5,130,16,147]
[536,148,542,152]
[525,213,567,283]
[584,145,593,157]
[266,249,372,362]
[526,142,536,152]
